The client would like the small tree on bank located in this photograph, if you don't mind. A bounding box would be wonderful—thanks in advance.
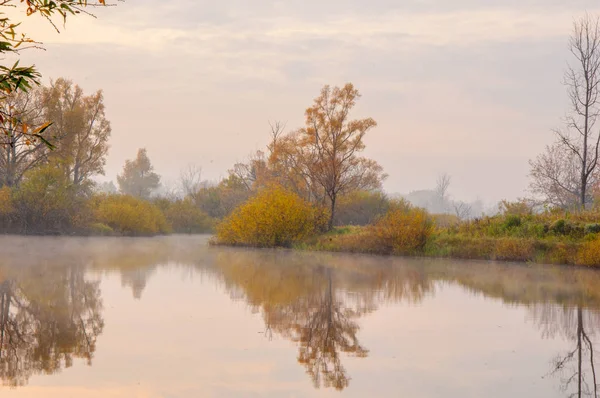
[270,84,386,230]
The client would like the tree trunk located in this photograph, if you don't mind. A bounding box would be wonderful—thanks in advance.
[578,306,583,398]
[328,193,336,231]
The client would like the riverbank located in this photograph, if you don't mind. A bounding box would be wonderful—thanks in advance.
[293,218,600,267]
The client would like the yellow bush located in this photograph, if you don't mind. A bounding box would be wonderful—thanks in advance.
[369,206,433,254]
[493,238,535,262]
[216,185,326,247]
[577,238,600,267]
[92,194,170,236]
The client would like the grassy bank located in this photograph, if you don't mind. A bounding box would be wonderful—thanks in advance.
[298,213,600,267]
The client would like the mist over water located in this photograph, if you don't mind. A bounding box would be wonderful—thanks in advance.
[0,235,596,397]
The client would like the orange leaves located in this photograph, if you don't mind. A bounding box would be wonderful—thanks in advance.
[369,204,434,254]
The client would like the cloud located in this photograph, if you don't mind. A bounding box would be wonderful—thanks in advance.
[5,0,600,202]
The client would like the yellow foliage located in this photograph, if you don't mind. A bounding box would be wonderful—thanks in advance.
[493,238,535,262]
[0,186,13,216]
[92,194,170,236]
[216,185,327,247]
[577,238,600,267]
[13,165,83,233]
[369,206,433,254]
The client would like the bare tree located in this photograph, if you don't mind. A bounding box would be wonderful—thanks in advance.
[179,164,205,199]
[267,120,286,156]
[0,89,48,187]
[434,173,451,213]
[555,14,600,208]
[529,142,583,208]
[453,201,472,221]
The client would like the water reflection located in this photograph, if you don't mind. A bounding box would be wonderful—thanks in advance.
[529,305,600,397]
[264,268,368,390]
[214,249,436,390]
[0,266,103,387]
[2,236,600,396]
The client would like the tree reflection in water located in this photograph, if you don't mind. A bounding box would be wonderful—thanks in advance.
[530,305,600,397]
[266,268,368,390]
[0,265,103,387]
[216,250,434,390]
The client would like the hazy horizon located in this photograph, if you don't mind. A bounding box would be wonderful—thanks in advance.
[10,0,600,204]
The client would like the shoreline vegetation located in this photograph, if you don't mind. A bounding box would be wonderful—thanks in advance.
[209,185,600,268]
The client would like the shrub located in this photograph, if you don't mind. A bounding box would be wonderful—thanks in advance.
[164,198,214,234]
[88,222,114,236]
[430,236,495,259]
[578,238,600,267]
[585,223,600,235]
[215,185,327,247]
[499,199,533,216]
[503,215,522,229]
[334,190,390,226]
[12,166,85,234]
[550,219,568,235]
[494,238,535,262]
[92,194,170,236]
[369,206,433,254]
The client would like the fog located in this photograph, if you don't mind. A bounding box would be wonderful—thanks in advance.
[9,0,600,204]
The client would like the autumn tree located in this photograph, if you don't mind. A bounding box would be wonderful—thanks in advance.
[531,14,600,209]
[0,1,118,148]
[117,148,161,199]
[273,84,386,230]
[42,78,111,186]
[12,165,84,234]
[0,88,48,187]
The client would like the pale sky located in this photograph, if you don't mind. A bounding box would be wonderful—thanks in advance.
[11,0,600,203]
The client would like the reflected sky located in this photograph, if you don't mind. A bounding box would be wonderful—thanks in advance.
[0,235,598,396]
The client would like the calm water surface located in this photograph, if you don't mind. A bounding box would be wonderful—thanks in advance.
[0,235,598,397]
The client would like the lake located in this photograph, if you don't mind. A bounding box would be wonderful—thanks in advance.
[0,235,598,397]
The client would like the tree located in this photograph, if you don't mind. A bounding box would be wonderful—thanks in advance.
[279,84,386,230]
[529,142,583,208]
[434,173,451,213]
[452,200,472,221]
[0,1,118,148]
[545,14,600,209]
[117,148,161,199]
[42,78,111,186]
[96,180,117,194]
[179,164,205,200]
[0,88,48,187]
[13,165,84,234]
